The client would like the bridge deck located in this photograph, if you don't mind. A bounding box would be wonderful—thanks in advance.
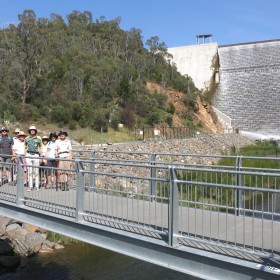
[0,183,279,263]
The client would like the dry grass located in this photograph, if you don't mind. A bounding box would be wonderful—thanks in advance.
[8,122,138,145]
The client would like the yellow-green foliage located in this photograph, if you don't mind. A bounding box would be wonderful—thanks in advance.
[46,231,80,245]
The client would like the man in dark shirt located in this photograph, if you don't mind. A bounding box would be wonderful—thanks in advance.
[0,127,14,185]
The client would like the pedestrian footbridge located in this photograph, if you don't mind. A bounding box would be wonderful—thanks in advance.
[0,151,279,279]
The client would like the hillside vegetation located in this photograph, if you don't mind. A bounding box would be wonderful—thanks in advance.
[0,10,200,131]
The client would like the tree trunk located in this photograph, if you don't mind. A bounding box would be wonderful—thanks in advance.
[22,79,29,105]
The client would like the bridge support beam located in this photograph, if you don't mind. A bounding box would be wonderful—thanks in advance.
[0,201,278,280]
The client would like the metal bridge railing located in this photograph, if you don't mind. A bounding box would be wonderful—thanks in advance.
[171,166,280,259]
[0,153,279,262]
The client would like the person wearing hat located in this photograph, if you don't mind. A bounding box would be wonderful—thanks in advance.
[12,131,27,185]
[40,135,49,187]
[44,132,58,189]
[56,129,72,191]
[24,125,42,191]
[13,128,20,142]
[0,127,14,185]
[12,128,21,148]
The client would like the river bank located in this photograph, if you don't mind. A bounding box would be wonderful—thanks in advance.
[0,216,64,270]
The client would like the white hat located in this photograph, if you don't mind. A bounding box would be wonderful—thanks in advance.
[28,125,37,132]
[17,131,27,137]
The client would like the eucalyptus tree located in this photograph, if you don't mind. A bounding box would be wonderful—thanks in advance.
[6,10,46,107]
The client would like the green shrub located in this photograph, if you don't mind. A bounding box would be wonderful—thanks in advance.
[167,102,176,115]
[147,110,161,125]
[69,120,78,130]
[165,113,173,127]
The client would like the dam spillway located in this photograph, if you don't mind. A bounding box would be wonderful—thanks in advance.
[213,40,280,135]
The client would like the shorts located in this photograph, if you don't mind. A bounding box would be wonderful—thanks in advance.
[46,160,57,176]
[0,157,12,169]
[58,158,72,171]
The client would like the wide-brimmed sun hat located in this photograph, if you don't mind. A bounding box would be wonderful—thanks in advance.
[14,128,20,133]
[58,129,68,137]
[17,131,27,138]
[49,131,58,139]
[42,135,49,141]
[28,125,37,133]
[1,127,9,132]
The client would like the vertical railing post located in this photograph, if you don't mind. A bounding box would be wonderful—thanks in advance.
[168,166,179,247]
[235,156,243,216]
[89,151,95,192]
[16,156,24,206]
[75,159,85,222]
[150,153,157,201]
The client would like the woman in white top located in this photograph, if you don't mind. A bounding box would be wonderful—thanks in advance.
[45,132,58,189]
[12,131,27,184]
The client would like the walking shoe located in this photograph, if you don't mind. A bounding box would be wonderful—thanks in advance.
[27,189,32,192]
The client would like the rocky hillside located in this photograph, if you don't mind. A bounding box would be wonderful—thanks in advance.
[146,82,222,132]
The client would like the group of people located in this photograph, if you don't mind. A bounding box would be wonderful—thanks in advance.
[0,125,72,191]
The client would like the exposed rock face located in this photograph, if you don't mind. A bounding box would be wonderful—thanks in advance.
[195,97,223,133]
[146,81,222,133]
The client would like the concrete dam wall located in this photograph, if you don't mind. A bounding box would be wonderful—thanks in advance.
[168,43,218,90]
[213,40,280,135]
[169,39,280,136]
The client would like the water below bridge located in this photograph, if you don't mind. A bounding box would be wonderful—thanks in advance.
[1,243,197,280]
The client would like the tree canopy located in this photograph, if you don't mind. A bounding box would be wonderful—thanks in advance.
[0,10,199,130]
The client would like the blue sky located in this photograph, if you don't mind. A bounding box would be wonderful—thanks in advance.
[0,0,279,47]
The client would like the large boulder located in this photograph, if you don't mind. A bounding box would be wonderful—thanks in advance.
[12,240,29,256]
[0,216,15,227]
[0,217,15,234]
[25,232,45,255]
[13,228,30,242]
[22,223,38,233]
[5,223,21,239]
